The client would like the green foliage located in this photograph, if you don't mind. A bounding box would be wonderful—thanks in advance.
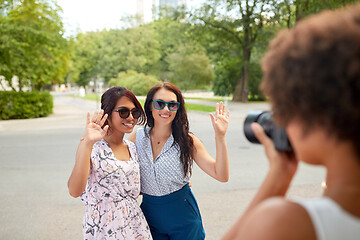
[69,18,213,91]
[100,27,162,82]
[0,91,53,119]
[63,0,358,102]
[248,62,264,101]
[0,0,70,91]
[108,70,161,96]
[213,54,242,96]
[166,49,215,90]
[69,32,103,87]
[274,0,359,28]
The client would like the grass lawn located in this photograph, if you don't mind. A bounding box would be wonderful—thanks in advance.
[185,97,231,102]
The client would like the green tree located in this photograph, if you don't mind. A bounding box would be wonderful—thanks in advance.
[166,48,215,90]
[69,31,103,87]
[0,0,69,91]
[108,70,161,96]
[70,17,214,91]
[147,18,214,89]
[98,27,162,83]
[193,0,277,102]
[275,0,359,28]
[191,0,358,101]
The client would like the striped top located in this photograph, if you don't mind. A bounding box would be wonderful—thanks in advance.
[135,127,190,196]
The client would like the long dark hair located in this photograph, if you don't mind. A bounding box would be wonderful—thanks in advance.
[144,82,194,176]
[101,86,145,132]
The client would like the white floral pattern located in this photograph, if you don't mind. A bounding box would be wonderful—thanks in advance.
[80,139,152,240]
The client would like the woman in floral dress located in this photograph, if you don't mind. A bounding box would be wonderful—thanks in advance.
[68,86,152,240]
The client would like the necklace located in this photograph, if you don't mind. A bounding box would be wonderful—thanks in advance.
[151,135,165,145]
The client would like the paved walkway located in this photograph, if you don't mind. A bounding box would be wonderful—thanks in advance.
[0,94,325,240]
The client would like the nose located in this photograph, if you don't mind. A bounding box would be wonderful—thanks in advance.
[127,112,134,120]
[164,104,171,111]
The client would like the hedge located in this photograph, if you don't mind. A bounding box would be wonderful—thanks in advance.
[0,91,53,120]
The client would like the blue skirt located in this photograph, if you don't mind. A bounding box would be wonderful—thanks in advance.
[141,184,206,240]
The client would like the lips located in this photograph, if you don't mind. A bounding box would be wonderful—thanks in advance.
[123,122,134,127]
[159,114,171,118]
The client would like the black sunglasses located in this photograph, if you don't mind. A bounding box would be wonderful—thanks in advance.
[113,107,141,119]
[152,99,180,111]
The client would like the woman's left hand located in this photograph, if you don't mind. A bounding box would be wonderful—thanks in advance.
[210,102,230,136]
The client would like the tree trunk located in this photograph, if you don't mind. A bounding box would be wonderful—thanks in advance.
[18,79,23,92]
[242,63,250,102]
[232,75,243,102]
[239,43,251,102]
[233,6,252,102]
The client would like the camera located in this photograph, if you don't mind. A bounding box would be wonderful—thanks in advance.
[243,110,292,152]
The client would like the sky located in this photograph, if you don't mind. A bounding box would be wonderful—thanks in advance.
[56,0,206,37]
[57,0,137,36]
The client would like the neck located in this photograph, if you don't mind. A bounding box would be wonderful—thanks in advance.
[104,131,125,146]
[322,144,360,215]
[151,124,172,140]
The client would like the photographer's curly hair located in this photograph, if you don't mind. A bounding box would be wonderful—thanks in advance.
[144,82,194,176]
[261,3,360,159]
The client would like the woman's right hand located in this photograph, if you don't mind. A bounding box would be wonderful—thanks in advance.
[251,122,298,183]
[82,110,109,143]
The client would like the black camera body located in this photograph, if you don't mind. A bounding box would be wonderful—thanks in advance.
[243,111,292,152]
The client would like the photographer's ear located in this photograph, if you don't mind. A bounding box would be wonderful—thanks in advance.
[251,123,273,147]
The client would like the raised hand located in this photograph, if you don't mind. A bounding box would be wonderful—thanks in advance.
[210,102,230,137]
[82,110,109,143]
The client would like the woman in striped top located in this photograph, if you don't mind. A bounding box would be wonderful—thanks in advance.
[128,82,230,239]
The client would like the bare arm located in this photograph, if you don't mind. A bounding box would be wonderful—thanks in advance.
[222,123,298,239]
[193,102,230,182]
[67,110,108,198]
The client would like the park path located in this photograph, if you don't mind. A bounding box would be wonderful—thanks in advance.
[0,93,325,240]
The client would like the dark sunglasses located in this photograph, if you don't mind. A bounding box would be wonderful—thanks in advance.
[113,107,141,119]
[153,99,180,111]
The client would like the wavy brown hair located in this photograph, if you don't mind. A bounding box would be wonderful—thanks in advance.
[261,3,360,159]
[101,86,145,132]
[144,82,194,176]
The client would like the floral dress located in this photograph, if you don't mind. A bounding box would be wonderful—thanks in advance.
[80,139,152,240]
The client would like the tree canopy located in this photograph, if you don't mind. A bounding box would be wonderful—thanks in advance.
[1,0,357,99]
[0,0,69,91]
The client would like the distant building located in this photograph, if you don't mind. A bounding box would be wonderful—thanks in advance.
[159,0,187,18]
[136,0,156,24]
[135,0,187,24]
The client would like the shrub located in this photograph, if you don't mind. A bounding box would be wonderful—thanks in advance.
[0,91,53,120]
[108,70,161,96]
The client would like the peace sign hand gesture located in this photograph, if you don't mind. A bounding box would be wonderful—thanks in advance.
[210,102,230,137]
[81,110,109,144]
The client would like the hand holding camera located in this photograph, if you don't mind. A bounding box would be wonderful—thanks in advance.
[244,111,292,152]
[244,110,298,183]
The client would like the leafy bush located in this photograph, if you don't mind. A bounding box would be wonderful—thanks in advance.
[108,70,161,96]
[0,91,53,120]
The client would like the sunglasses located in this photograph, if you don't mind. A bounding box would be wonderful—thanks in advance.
[153,99,180,111]
[113,107,141,119]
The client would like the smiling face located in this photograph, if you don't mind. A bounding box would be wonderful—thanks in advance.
[109,96,138,134]
[151,88,178,127]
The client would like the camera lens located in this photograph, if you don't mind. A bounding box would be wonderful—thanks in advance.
[244,111,273,143]
[243,110,292,152]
